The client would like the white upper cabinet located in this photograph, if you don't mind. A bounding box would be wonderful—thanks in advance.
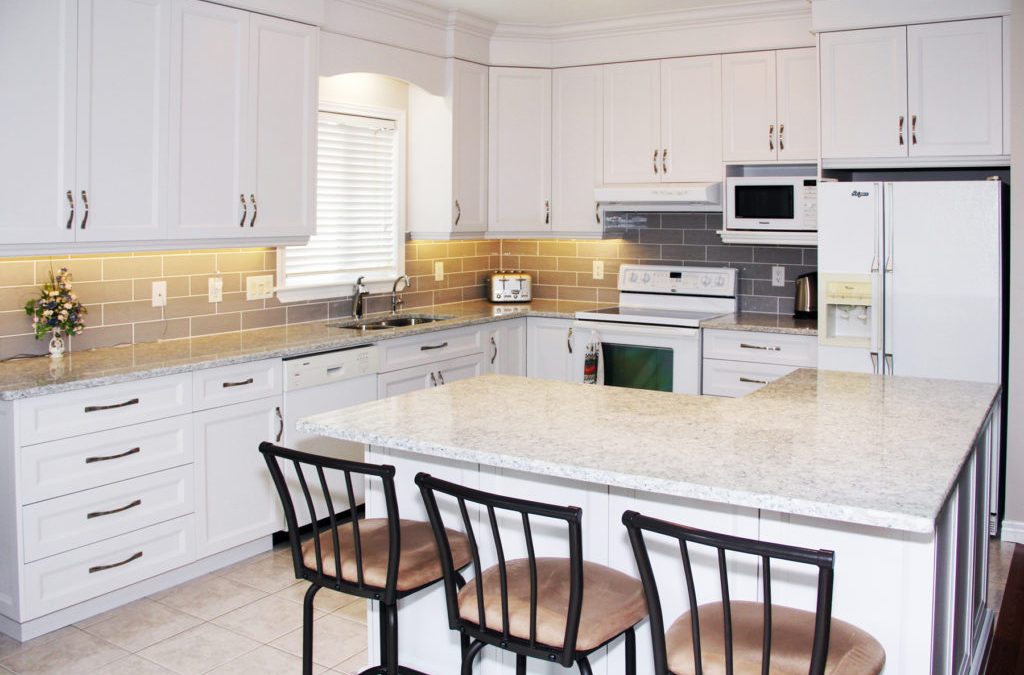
[452,59,488,234]
[603,61,661,184]
[0,0,76,245]
[169,2,315,240]
[488,68,551,233]
[604,57,722,184]
[722,48,816,163]
[906,18,1003,157]
[722,51,776,162]
[821,19,1004,163]
[551,65,604,235]
[661,56,723,181]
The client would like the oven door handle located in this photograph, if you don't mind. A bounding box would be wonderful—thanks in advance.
[571,320,699,339]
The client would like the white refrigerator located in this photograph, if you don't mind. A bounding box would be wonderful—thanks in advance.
[817,179,1004,532]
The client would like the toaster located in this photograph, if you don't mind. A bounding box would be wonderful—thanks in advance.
[488,271,532,303]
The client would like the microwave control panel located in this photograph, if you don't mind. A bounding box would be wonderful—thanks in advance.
[801,179,818,227]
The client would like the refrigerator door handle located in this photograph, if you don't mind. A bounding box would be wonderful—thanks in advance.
[870,351,879,374]
[871,182,882,273]
[884,353,893,375]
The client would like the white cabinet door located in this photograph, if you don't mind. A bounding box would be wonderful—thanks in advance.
[603,61,661,184]
[451,59,488,234]
[907,18,1002,157]
[775,48,818,162]
[820,27,908,160]
[433,352,486,386]
[248,14,316,237]
[75,0,170,242]
[194,396,283,557]
[378,353,487,398]
[488,319,527,376]
[0,0,76,244]
[526,317,574,382]
[488,68,551,232]
[551,66,603,235]
[722,51,776,162]
[168,0,249,239]
[661,55,722,181]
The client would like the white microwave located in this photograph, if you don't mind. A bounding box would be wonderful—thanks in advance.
[725,176,818,231]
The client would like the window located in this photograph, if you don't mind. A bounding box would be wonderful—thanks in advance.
[277,104,404,302]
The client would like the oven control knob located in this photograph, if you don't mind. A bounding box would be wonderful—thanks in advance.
[629,272,638,282]
[701,276,711,287]
[642,273,651,282]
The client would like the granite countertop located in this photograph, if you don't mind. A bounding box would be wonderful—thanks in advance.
[0,300,602,400]
[701,312,818,336]
[298,370,998,533]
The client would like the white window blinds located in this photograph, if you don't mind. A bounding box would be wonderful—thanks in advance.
[281,110,400,292]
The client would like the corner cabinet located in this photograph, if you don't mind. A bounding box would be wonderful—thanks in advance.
[526,317,575,382]
[721,48,817,163]
[168,0,316,241]
[486,318,527,376]
[820,18,1004,165]
[452,60,489,235]
[0,0,317,251]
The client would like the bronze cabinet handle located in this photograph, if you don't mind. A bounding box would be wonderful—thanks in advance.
[595,203,600,224]
[89,551,143,574]
[85,446,141,464]
[66,190,75,229]
[768,124,774,151]
[420,342,448,351]
[84,398,139,413]
[779,123,785,151]
[545,200,550,225]
[454,200,461,226]
[248,193,257,227]
[490,336,497,364]
[739,376,768,385]
[898,115,905,145]
[739,343,780,352]
[662,148,668,173]
[239,194,247,227]
[911,114,917,145]
[87,498,142,519]
[652,149,659,174]
[275,406,283,443]
[429,372,437,387]
[80,190,89,229]
[437,370,445,385]
[222,378,254,388]
[567,327,573,354]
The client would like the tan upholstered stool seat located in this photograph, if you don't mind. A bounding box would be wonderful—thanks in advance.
[666,600,885,675]
[456,557,647,652]
[301,518,471,592]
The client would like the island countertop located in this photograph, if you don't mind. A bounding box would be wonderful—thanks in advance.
[298,370,999,534]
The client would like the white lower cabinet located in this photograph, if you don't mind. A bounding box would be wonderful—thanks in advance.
[487,318,527,376]
[378,353,488,399]
[526,317,575,382]
[702,329,816,397]
[194,395,283,557]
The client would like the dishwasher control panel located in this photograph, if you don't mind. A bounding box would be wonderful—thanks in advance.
[284,346,379,391]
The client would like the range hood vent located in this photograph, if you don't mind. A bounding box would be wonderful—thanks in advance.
[595,182,722,212]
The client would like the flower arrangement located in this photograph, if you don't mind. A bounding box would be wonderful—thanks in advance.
[24,267,86,357]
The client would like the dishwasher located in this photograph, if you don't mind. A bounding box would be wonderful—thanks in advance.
[282,345,379,526]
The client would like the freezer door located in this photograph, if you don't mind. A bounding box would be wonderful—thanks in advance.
[887,181,1001,382]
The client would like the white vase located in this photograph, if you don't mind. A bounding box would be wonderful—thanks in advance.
[48,330,65,359]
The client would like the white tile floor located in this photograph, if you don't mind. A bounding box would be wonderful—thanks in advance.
[0,539,1017,674]
[0,546,369,675]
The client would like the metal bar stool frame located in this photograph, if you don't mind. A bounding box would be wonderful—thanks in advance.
[261,442,451,675]
[622,509,837,675]
[416,472,638,675]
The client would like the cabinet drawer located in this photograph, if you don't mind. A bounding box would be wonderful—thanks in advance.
[702,359,798,397]
[702,329,817,367]
[20,415,193,504]
[23,466,194,562]
[193,359,282,410]
[22,515,195,620]
[377,327,483,372]
[17,374,192,445]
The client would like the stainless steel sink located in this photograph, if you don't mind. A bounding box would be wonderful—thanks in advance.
[328,315,452,331]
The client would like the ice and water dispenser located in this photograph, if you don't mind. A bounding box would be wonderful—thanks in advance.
[818,274,875,347]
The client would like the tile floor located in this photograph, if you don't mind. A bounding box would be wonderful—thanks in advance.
[0,539,1018,674]
[0,546,368,675]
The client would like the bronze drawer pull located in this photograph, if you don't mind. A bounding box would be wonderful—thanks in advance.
[739,376,769,385]
[85,446,140,464]
[420,342,448,351]
[87,499,142,519]
[222,378,254,388]
[739,343,780,352]
[89,551,143,574]
[84,398,139,413]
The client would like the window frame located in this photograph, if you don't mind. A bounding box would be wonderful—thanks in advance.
[276,101,407,304]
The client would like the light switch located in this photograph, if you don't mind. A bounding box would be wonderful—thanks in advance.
[593,260,604,280]
[151,281,167,308]
[208,277,223,303]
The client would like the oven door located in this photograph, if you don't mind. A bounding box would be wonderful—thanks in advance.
[570,320,700,394]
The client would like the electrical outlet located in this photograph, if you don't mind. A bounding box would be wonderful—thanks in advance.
[592,260,604,280]
[151,281,167,308]
[771,266,785,287]
[208,277,223,303]
[434,261,444,281]
[246,274,274,301]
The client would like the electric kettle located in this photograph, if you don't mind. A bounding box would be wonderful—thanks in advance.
[794,272,817,320]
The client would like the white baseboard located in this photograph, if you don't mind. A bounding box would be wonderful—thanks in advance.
[1001,519,1024,544]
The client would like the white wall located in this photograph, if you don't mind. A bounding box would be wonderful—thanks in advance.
[1003,0,1024,543]
[319,72,409,112]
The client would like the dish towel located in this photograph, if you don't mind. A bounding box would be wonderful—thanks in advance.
[583,330,602,385]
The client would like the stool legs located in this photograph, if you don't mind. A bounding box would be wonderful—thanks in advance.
[576,656,593,675]
[515,654,526,675]
[302,585,321,675]
[461,639,486,675]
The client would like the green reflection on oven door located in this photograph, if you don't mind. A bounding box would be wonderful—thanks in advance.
[601,343,673,392]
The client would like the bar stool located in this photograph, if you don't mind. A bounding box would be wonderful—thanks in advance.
[260,443,472,675]
[415,472,648,675]
[621,510,886,675]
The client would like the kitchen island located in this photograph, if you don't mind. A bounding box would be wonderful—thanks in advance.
[299,370,999,675]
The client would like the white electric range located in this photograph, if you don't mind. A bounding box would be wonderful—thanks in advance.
[573,264,737,393]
